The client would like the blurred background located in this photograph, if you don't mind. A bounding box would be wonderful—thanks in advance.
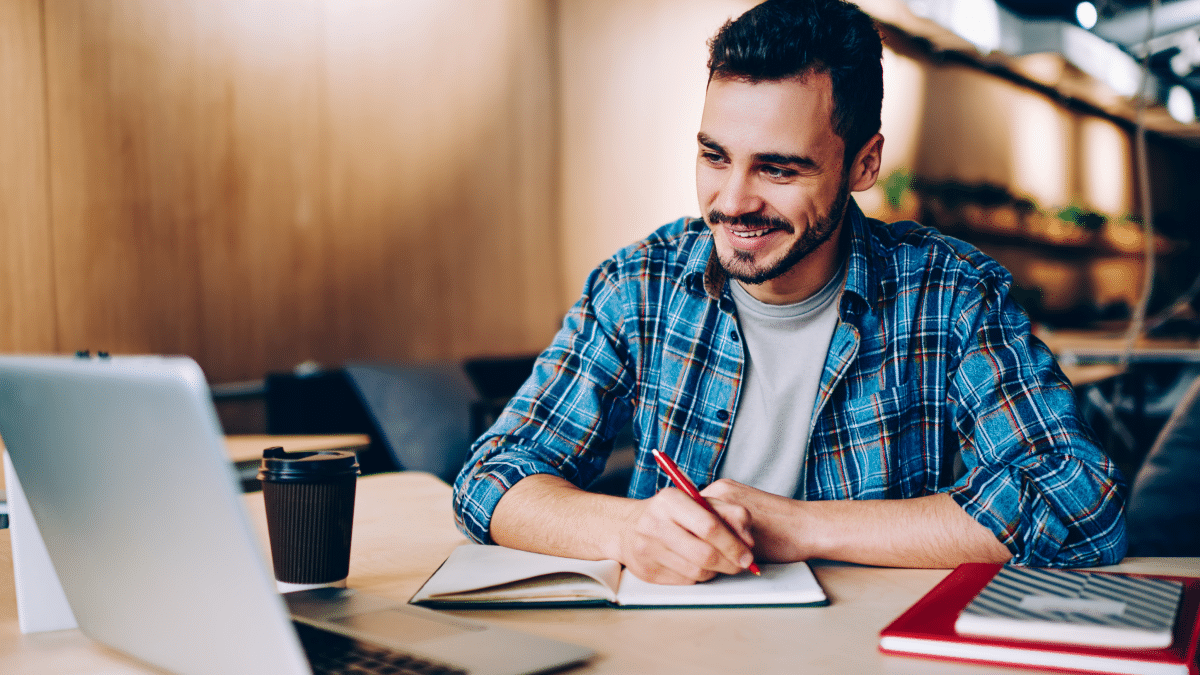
[2,1,1198,504]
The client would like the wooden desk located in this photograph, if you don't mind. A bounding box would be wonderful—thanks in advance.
[223,434,371,464]
[0,472,1197,674]
[1035,328,1199,388]
[223,433,371,488]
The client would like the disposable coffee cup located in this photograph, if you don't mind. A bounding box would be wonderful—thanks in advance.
[258,447,360,593]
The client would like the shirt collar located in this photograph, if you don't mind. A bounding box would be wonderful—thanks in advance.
[683,199,880,310]
[680,218,720,300]
[841,199,879,312]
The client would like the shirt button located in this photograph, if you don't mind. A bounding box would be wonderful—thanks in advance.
[730,330,739,341]
[716,410,730,422]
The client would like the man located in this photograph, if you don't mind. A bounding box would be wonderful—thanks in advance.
[453,0,1126,584]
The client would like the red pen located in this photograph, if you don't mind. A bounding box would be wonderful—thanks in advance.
[651,448,761,576]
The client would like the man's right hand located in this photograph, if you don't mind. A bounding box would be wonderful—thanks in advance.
[617,487,756,584]
[489,474,755,585]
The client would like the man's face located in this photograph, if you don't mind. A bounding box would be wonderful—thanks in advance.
[696,74,862,300]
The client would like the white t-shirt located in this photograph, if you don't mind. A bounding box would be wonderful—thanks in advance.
[717,265,845,498]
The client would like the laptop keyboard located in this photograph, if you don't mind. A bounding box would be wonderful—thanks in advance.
[295,621,468,675]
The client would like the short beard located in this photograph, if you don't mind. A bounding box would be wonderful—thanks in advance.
[709,177,851,286]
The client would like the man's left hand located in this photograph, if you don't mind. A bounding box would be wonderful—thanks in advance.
[701,479,808,562]
[701,479,1014,568]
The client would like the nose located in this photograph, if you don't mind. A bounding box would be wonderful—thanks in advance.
[714,169,762,218]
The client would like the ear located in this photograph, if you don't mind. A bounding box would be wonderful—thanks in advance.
[848,133,884,192]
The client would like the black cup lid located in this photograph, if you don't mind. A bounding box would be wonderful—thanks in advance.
[257,446,360,481]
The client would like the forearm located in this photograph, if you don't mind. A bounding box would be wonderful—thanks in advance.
[490,474,634,561]
[775,493,1012,568]
[702,480,1012,568]
[491,474,756,584]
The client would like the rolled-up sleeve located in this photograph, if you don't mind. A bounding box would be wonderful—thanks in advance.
[453,261,637,544]
[945,280,1127,568]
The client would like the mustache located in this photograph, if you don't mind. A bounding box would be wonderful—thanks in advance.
[706,210,793,232]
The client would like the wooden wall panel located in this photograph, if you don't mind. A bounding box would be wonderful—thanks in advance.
[187,2,333,381]
[0,0,57,352]
[23,0,1181,386]
[318,0,560,364]
[40,0,561,383]
[556,0,756,301]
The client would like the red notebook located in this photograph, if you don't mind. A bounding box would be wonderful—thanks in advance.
[879,563,1200,675]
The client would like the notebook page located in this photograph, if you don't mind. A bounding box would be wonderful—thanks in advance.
[411,545,623,603]
[614,561,826,607]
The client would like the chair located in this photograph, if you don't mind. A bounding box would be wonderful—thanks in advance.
[342,362,477,484]
[264,369,395,476]
[266,357,635,493]
[1126,370,1200,556]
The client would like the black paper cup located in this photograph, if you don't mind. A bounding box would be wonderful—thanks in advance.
[258,447,359,592]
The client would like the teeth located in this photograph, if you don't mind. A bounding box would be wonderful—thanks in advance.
[731,229,770,239]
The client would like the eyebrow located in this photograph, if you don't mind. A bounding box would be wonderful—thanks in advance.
[697,132,819,171]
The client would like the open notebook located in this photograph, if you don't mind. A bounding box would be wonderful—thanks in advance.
[410,544,828,609]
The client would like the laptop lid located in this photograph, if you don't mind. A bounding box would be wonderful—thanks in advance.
[0,354,592,675]
[0,355,312,675]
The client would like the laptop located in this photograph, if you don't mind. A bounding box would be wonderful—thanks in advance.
[0,354,594,675]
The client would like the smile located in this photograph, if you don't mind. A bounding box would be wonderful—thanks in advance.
[729,228,776,239]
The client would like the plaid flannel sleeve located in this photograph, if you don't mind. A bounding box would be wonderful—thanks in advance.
[944,280,1127,568]
[452,261,638,544]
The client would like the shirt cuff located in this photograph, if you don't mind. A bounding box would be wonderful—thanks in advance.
[945,459,1082,567]
[452,453,567,544]
[945,459,1127,568]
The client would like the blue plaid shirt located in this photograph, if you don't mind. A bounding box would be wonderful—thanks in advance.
[453,203,1127,567]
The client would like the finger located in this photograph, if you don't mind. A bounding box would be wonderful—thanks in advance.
[627,544,720,585]
[700,480,757,549]
[708,499,755,549]
[656,519,746,576]
[699,477,747,504]
[624,508,720,584]
[633,490,747,576]
[664,493,754,573]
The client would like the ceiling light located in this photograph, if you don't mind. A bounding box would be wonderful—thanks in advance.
[1166,85,1197,124]
[1075,2,1098,30]
[1171,52,1193,78]
[1169,31,1200,78]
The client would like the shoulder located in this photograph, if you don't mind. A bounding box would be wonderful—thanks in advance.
[612,216,707,261]
[865,217,1012,293]
[594,216,711,283]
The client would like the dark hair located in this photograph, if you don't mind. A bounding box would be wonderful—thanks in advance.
[707,0,883,165]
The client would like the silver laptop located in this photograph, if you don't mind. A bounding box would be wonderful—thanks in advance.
[0,354,593,675]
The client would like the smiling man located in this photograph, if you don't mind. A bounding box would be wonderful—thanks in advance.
[453,0,1126,583]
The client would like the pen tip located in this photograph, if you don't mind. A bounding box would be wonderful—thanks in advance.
[749,564,762,576]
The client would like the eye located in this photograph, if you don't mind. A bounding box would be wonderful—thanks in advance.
[699,150,727,165]
[761,165,796,180]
